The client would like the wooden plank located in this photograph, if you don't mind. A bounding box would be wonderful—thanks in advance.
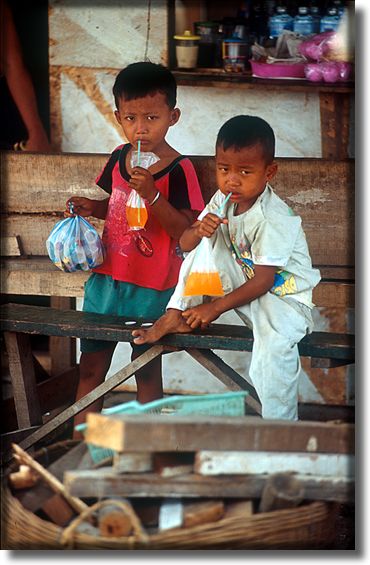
[12,345,167,455]
[1,152,354,268]
[194,451,354,478]
[84,414,354,455]
[64,469,354,503]
[186,348,262,415]
[182,500,225,528]
[1,214,104,256]
[4,332,43,428]
[0,304,355,362]
[0,235,22,256]
[1,260,355,306]
[1,258,88,296]
[0,151,107,213]
[319,92,351,160]
[113,452,153,474]
[2,367,78,433]
[49,296,76,377]
[313,281,355,309]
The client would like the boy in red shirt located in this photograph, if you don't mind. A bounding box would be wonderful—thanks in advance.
[65,62,204,435]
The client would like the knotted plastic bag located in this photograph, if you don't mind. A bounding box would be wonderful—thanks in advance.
[182,192,231,297]
[46,214,105,272]
[126,147,160,231]
[183,236,224,297]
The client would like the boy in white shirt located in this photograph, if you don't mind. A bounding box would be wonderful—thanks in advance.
[133,115,321,420]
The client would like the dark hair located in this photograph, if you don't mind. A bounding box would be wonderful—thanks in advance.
[216,115,275,164]
[113,62,177,109]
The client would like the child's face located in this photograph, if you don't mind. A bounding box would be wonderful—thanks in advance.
[216,143,277,213]
[115,91,180,155]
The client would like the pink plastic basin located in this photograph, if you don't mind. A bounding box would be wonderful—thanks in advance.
[250,59,306,79]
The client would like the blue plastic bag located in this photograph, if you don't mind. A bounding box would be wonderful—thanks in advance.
[46,215,105,272]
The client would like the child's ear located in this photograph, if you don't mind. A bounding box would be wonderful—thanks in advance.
[114,110,122,126]
[266,161,278,181]
[169,108,181,126]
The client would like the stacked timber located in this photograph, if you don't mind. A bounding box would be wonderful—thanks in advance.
[2,414,355,549]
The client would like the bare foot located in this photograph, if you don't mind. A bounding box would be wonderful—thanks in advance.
[132,309,191,344]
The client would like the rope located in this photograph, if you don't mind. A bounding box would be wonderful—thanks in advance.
[60,498,149,549]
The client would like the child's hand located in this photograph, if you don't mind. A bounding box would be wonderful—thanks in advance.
[64,197,95,217]
[182,301,220,329]
[195,213,227,239]
[128,167,157,202]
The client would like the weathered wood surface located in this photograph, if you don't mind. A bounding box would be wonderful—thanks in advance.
[194,451,354,478]
[3,332,43,429]
[0,304,355,363]
[85,414,354,455]
[64,468,354,503]
[0,235,22,256]
[1,258,354,307]
[7,345,167,456]
[1,152,354,269]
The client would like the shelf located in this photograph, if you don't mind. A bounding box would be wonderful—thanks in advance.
[172,69,354,94]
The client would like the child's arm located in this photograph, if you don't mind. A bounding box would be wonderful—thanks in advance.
[182,265,276,329]
[64,196,109,220]
[180,213,227,252]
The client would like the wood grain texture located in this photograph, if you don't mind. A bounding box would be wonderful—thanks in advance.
[0,303,355,362]
[1,153,354,268]
[64,468,354,503]
[84,413,354,454]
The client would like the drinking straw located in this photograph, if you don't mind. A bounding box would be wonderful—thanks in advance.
[216,191,231,217]
[137,140,141,224]
[137,139,141,167]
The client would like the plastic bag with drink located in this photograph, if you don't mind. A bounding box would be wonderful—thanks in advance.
[183,192,231,297]
[126,141,160,230]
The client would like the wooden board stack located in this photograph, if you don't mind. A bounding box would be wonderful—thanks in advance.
[6,413,354,548]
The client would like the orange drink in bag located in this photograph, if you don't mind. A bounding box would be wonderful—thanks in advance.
[183,270,224,296]
[126,200,148,230]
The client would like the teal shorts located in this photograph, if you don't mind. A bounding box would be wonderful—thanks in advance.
[80,273,175,354]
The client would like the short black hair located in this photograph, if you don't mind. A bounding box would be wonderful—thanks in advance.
[216,115,275,164]
[113,62,177,109]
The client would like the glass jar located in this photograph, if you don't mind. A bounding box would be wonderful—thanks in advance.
[222,37,248,73]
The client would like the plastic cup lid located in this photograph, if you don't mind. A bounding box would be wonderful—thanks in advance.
[173,30,200,40]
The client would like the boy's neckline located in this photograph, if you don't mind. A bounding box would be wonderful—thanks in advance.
[119,143,185,181]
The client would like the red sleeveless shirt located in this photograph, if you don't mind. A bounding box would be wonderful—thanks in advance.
[93,144,204,291]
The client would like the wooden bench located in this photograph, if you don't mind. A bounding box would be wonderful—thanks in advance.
[0,152,355,453]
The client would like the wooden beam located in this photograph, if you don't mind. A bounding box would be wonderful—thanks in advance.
[84,414,354,455]
[186,348,262,415]
[49,296,76,377]
[0,235,22,256]
[319,92,351,160]
[0,303,355,362]
[64,468,354,503]
[1,153,354,269]
[194,451,354,478]
[12,345,167,455]
[4,332,42,429]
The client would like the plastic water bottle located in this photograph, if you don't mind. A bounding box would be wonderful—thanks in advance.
[310,6,321,34]
[293,6,314,35]
[320,7,340,33]
[268,6,294,39]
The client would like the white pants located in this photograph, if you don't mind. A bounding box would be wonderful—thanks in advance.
[167,230,313,420]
